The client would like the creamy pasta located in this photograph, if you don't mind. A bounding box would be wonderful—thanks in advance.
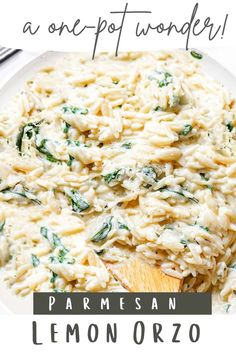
[0,50,236,313]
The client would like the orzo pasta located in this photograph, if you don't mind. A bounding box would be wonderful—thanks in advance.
[0,50,236,312]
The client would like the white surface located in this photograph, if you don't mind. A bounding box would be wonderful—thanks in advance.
[0,51,42,84]
[0,47,235,314]
[207,47,236,77]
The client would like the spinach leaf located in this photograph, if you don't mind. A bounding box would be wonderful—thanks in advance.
[16,128,25,153]
[103,169,122,184]
[50,271,58,283]
[0,220,5,233]
[67,155,75,167]
[40,227,68,252]
[63,122,71,134]
[141,166,158,182]
[66,139,81,147]
[50,251,75,265]
[190,51,203,60]
[164,225,174,230]
[199,225,209,232]
[16,121,41,153]
[35,139,59,163]
[49,255,57,263]
[121,142,132,149]
[91,217,113,242]
[180,239,188,247]
[31,254,40,267]
[65,189,90,212]
[226,122,234,132]
[180,124,193,136]
[153,105,162,112]
[199,173,209,181]
[57,249,69,263]
[199,173,212,189]
[159,187,199,203]
[158,72,173,87]
[52,234,63,248]
[62,106,88,115]
[148,70,173,87]
[1,185,41,205]
[206,185,213,191]
[118,222,130,231]
[95,249,106,256]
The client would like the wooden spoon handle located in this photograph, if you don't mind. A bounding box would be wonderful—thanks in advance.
[106,258,182,292]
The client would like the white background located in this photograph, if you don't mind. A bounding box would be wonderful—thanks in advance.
[0,0,234,52]
[0,314,233,353]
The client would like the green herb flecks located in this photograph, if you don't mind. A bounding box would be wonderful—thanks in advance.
[91,217,113,243]
[142,166,158,182]
[57,249,68,263]
[66,139,82,147]
[35,139,59,163]
[50,251,75,265]
[153,105,162,112]
[62,106,88,115]
[0,220,5,233]
[199,173,212,190]
[226,121,234,132]
[206,185,213,191]
[1,185,41,205]
[49,255,57,263]
[103,169,122,184]
[67,155,75,167]
[65,189,90,213]
[16,127,27,153]
[200,173,209,181]
[31,254,40,267]
[121,142,132,149]
[63,121,71,134]
[148,70,173,88]
[180,124,193,136]
[95,249,106,256]
[199,225,210,232]
[66,139,89,147]
[180,239,188,247]
[158,72,172,87]
[164,225,174,230]
[50,271,58,283]
[118,222,130,231]
[190,51,203,60]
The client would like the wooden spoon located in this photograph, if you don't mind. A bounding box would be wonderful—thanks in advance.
[105,258,182,292]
